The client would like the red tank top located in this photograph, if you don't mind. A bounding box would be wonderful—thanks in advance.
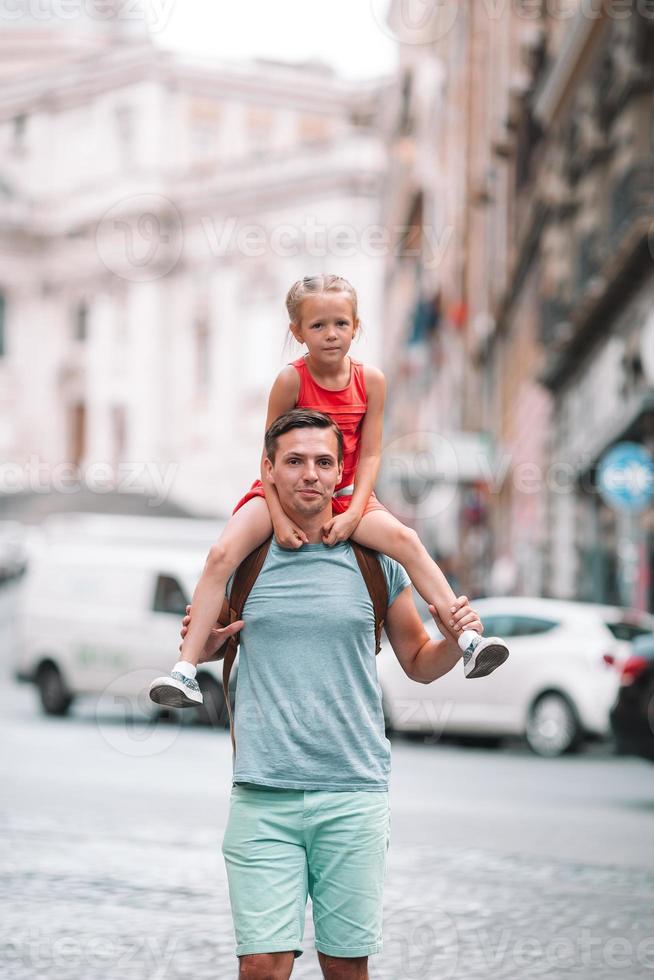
[291,355,367,492]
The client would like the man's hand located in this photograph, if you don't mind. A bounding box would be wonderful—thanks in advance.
[427,595,483,647]
[321,509,361,547]
[272,514,309,550]
[179,604,245,663]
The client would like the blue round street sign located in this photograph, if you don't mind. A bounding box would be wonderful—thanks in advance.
[597,442,654,512]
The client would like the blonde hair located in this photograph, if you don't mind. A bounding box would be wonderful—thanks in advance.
[285,274,359,326]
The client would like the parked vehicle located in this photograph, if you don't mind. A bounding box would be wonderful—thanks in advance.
[610,633,654,762]
[377,596,654,757]
[13,520,234,728]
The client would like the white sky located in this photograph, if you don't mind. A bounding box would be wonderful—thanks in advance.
[151,0,397,79]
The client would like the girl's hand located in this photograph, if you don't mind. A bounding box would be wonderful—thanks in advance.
[321,510,361,547]
[272,515,309,550]
[427,596,483,645]
[180,605,245,663]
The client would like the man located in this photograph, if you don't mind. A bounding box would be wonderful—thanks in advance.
[180,409,482,980]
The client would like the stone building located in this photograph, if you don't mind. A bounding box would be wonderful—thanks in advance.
[0,3,390,516]
[377,0,544,595]
[379,0,654,609]
[529,8,654,607]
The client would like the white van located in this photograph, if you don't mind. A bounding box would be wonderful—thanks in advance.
[13,520,235,727]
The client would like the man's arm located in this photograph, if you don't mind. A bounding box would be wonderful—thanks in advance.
[384,588,482,684]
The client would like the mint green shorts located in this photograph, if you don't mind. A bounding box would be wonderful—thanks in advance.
[221,784,391,960]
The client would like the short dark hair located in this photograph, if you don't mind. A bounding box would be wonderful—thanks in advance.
[265,408,344,464]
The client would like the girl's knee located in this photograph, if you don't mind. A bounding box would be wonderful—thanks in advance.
[392,523,423,560]
[205,540,238,575]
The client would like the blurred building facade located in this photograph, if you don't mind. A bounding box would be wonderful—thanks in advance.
[0,4,390,515]
[526,9,654,610]
[379,0,654,609]
[378,0,546,597]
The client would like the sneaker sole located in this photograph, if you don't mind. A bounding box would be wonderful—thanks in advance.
[466,643,509,679]
[149,681,203,708]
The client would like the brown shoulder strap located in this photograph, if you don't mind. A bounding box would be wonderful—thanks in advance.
[350,542,389,655]
[222,535,273,758]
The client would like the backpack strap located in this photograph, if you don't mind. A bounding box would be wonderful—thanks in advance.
[350,542,389,654]
[220,535,273,758]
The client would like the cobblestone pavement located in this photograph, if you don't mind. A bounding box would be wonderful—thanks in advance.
[2,678,654,979]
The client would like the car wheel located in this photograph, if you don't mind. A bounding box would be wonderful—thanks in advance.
[526,692,582,757]
[195,673,230,728]
[36,662,73,717]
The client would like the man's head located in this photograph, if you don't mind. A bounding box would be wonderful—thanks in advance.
[263,409,344,518]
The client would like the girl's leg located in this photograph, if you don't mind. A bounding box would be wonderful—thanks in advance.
[179,496,273,665]
[350,510,480,641]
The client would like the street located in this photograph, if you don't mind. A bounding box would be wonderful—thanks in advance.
[3,675,654,980]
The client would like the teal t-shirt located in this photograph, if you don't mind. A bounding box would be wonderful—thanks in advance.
[226,538,411,792]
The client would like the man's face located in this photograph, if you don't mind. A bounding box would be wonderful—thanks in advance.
[264,427,343,517]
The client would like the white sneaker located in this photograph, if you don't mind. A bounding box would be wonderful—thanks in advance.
[462,635,509,678]
[149,670,204,708]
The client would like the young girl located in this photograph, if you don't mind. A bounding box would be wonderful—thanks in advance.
[149,275,509,708]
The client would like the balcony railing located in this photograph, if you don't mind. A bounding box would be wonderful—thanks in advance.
[539,297,572,348]
[574,230,604,301]
[610,163,654,252]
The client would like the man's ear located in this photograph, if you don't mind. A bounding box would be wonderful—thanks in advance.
[263,456,274,485]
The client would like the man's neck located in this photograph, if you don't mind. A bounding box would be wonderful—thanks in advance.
[286,506,333,544]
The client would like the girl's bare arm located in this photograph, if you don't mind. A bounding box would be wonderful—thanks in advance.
[348,365,386,517]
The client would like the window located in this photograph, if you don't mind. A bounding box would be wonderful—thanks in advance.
[153,575,188,616]
[115,105,135,167]
[482,615,558,638]
[75,301,88,342]
[398,191,423,259]
[195,316,210,391]
[69,403,86,467]
[188,98,221,159]
[398,69,413,135]
[480,615,515,638]
[247,105,274,157]
[12,114,27,154]
[510,617,558,637]
[606,622,654,642]
[0,292,5,357]
[111,405,127,469]
[298,115,331,146]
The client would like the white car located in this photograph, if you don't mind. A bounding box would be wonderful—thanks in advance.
[13,517,233,727]
[377,596,654,757]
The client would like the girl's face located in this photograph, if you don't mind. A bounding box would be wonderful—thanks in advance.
[291,292,359,363]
